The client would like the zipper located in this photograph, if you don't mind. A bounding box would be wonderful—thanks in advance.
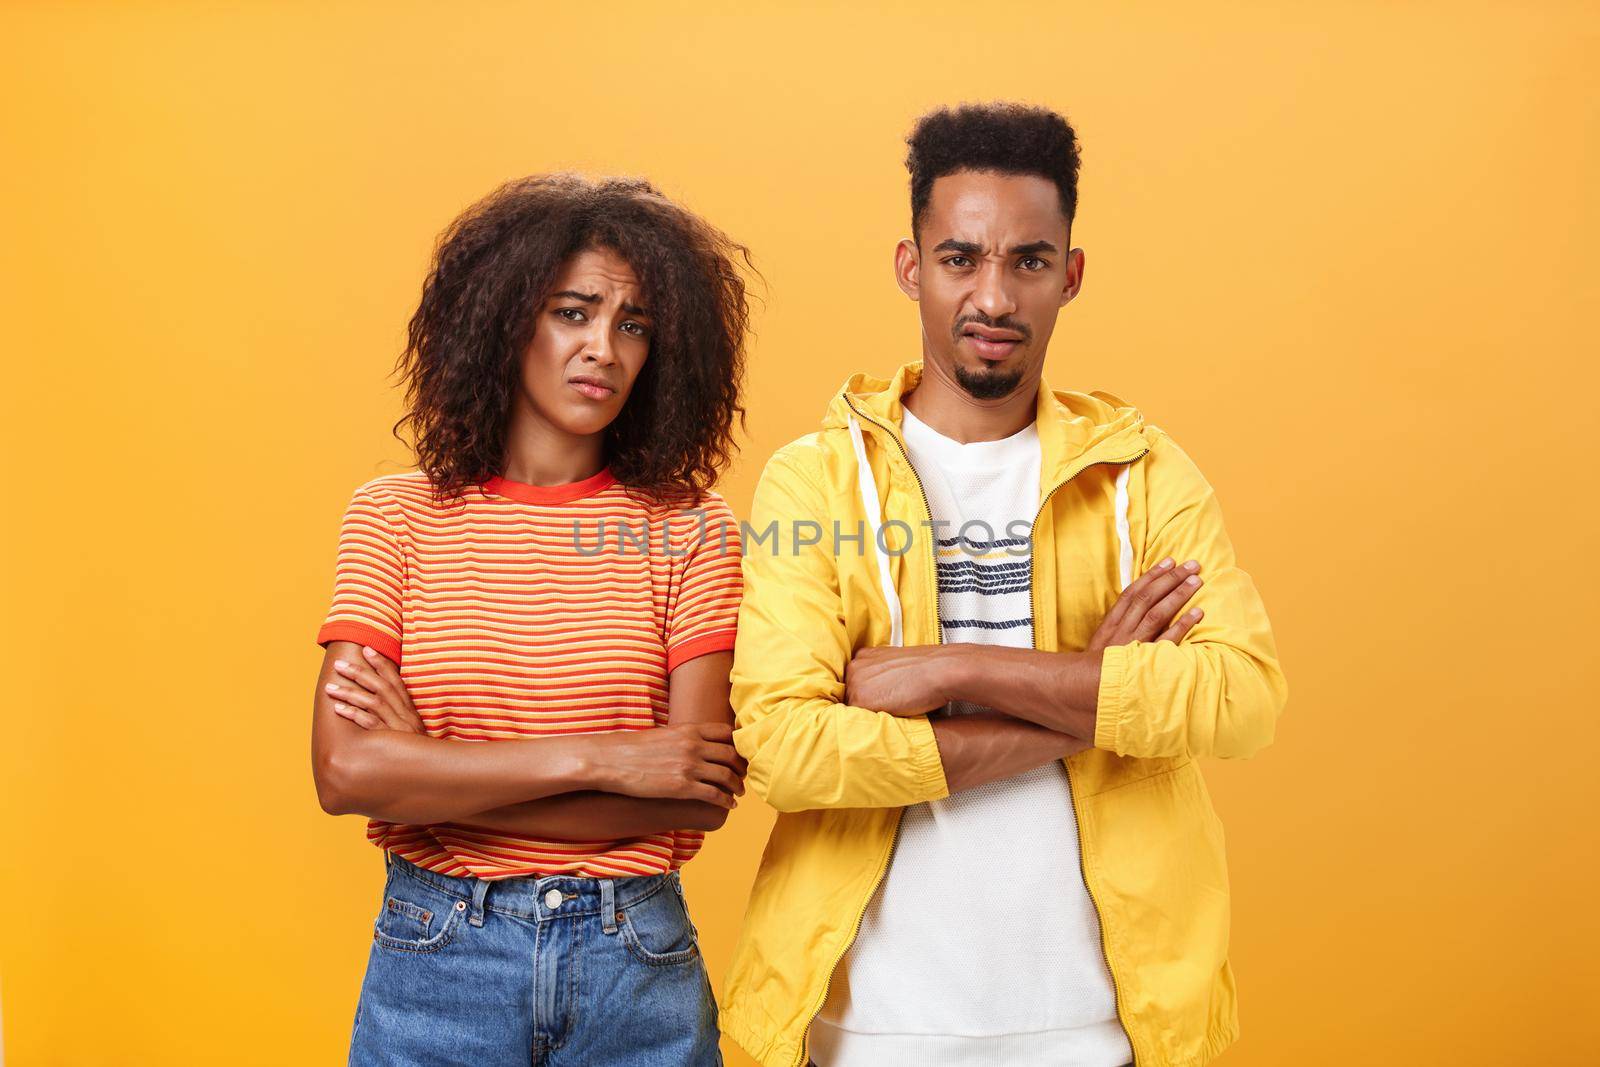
[1027,445,1150,1066]
[792,397,943,1067]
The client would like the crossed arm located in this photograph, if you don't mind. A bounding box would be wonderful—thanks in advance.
[847,559,1208,793]
[731,436,1286,813]
[311,643,746,840]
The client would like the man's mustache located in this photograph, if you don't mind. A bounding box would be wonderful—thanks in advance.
[951,312,1033,343]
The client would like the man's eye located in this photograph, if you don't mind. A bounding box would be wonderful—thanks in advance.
[945,256,972,268]
[1019,257,1046,271]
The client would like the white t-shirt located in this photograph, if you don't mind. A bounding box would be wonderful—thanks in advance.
[809,407,1133,1067]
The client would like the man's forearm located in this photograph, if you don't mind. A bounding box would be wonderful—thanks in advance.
[452,792,729,840]
[941,645,1103,742]
[930,713,1091,794]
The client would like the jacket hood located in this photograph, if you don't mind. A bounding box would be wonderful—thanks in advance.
[822,360,1151,475]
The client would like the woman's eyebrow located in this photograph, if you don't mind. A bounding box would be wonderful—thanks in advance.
[549,290,649,316]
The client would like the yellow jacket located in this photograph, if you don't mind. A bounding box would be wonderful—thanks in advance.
[721,361,1288,1067]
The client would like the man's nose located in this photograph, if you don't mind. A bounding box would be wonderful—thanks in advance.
[970,261,1017,321]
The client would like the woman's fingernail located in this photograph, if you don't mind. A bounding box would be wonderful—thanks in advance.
[334,660,347,670]
[325,683,339,693]
[334,703,348,713]
[363,647,377,658]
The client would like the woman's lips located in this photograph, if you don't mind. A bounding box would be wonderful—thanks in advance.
[568,378,616,401]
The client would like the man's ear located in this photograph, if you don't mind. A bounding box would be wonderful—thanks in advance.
[894,238,920,300]
[1060,247,1086,308]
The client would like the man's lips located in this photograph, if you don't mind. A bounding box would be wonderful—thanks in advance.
[567,375,617,400]
[960,328,1023,360]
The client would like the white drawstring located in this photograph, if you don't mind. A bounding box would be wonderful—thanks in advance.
[1113,463,1134,592]
[847,415,904,648]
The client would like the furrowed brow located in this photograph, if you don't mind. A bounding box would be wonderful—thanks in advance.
[931,239,982,255]
[550,290,600,303]
[1009,241,1059,256]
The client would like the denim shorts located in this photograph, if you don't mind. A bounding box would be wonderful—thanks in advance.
[348,852,721,1066]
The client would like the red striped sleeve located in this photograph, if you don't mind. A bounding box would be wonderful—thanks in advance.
[664,495,742,672]
[317,482,404,663]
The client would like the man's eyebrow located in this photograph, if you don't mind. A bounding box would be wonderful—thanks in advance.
[929,239,1060,256]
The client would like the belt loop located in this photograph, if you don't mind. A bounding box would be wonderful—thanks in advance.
[384,850,394,870]
[468,877,490,928]
[600,878,618,935]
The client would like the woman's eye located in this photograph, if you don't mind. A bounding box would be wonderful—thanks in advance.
[556,308,586,322]
[620,321,648,337]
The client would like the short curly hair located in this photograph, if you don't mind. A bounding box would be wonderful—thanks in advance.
[906,102,1082,240]
[395,174,752,505]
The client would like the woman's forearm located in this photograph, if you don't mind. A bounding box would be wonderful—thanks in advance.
[451,792,729,841]
[316,729,612,824]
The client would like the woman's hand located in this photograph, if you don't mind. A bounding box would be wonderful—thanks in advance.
[596,723,748,809]
[324,646,425,733]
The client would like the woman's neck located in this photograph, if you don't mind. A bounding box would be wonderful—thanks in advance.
[500,416,606,486]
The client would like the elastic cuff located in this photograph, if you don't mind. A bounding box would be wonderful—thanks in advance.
[317,621,402,665]
[905,714,951,801]
[1093,644,1129,753]
[665,630,737,673]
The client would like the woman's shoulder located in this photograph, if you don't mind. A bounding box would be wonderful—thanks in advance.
[343,471,448,524]
[649,487,737,526]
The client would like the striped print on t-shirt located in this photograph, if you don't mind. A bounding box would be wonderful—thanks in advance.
[316,467,742,880]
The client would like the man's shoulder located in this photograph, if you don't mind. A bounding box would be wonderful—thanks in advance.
[1136,423,1220,507]
[758,432,831,484]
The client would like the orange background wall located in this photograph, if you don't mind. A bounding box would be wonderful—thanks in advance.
[3,3,1596,1064]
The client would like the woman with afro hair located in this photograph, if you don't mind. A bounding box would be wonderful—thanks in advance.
[311,174,753,1065]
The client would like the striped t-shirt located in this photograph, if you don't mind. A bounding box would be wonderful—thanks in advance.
[317,467,742,880]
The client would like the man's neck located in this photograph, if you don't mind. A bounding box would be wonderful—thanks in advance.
[902,361,1039,444]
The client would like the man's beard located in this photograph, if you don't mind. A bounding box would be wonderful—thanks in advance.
[953,360,1027,400]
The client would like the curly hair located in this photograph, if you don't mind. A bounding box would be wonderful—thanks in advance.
[395,174,752,505]
[906,102,1082,240]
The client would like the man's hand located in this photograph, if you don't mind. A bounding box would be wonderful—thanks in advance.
[1086,557,1205,653]
[326,646,425,732]
[844,645,955,717]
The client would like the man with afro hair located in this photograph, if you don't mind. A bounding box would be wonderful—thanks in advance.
[722,102,1287,1067]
